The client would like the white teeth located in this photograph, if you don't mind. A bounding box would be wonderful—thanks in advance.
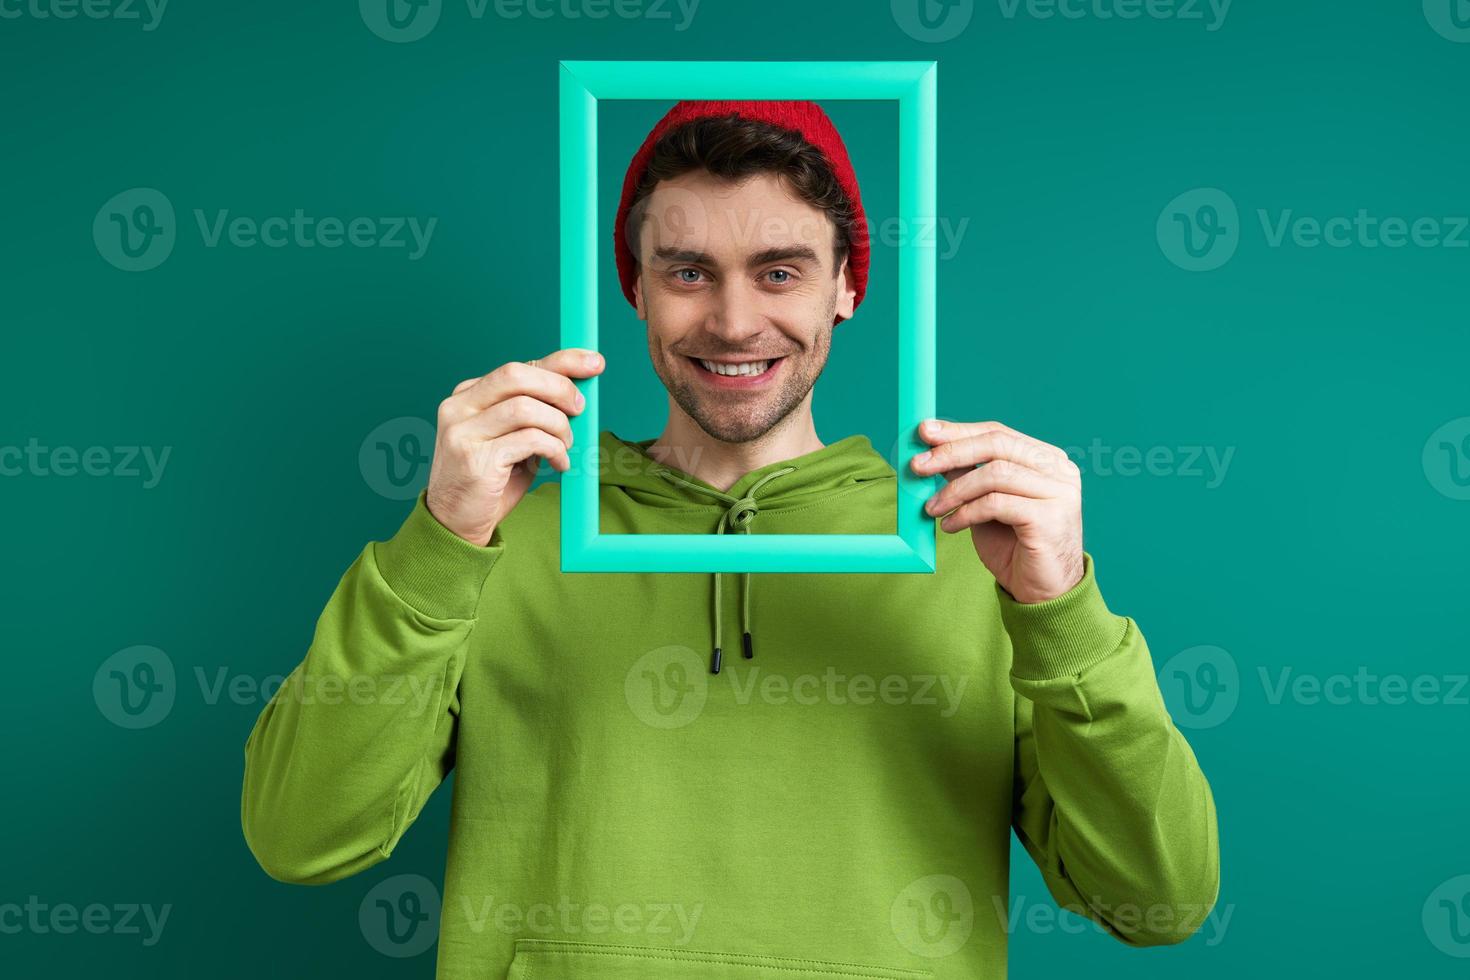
[699,359,771,377]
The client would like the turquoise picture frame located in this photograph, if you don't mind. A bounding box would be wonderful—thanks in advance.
[559,59,938,574]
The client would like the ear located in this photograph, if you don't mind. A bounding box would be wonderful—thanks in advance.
[832,256,857,323]
[633,270,648,321]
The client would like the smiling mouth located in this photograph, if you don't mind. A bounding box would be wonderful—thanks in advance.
[684,355,789,385]
[690,356,784,377]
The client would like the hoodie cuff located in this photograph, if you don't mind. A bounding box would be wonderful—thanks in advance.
[371,491,505,621]
[996,552,1129,681]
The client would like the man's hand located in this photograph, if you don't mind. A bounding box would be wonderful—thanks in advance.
[425,348,604,546]
[910,419,1084,603]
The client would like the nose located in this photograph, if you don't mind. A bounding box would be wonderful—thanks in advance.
[703,278,767,345]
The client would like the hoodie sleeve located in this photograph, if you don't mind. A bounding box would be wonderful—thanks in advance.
[1002,551,1220,946]
[241,492,503,885]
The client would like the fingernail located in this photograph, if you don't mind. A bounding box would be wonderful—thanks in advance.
[915,451,931,465]
[575,391,586,410]
[924,497,938,514]
[921,419,939,434]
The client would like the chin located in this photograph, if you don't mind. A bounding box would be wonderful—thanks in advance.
[676,402,761,443]
[698,421,774,445]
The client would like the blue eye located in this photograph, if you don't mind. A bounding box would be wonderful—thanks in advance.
[767,270,791,284]
[676,269,703,283]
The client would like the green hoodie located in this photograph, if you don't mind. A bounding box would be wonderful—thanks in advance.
[241,428,1219,979]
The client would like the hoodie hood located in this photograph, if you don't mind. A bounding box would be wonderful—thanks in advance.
[597,429,896,674]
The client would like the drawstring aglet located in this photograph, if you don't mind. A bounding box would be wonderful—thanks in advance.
[742,631,754,660]
[710,646,723,675]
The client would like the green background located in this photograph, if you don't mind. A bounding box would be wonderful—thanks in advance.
[3,1,1468,977]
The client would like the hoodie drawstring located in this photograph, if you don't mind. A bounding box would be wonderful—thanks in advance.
[653,465,797,674]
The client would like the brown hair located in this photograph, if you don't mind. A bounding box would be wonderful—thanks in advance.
[625,113,859,274]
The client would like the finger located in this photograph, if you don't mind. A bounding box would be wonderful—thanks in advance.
[916,420,1071,476]
[487,427,572,476]
[458,348,604,392]
[918,418,1053,454]
[441,350,602,425]
[939,491,1038,533]
[924,459,1074,517]
[445,395,574,454]
[530,347,605,379]
[913,428,1074,482]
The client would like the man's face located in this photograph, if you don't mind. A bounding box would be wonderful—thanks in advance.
[632,169,856,445]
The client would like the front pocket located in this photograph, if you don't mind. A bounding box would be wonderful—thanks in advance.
[506,939,934,980]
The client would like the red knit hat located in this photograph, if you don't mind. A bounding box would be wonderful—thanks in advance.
[613,100,870,323]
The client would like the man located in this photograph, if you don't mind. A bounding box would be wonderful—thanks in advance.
[242,100,1219,979]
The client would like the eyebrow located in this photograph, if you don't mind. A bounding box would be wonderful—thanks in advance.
[650,244,822,269]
